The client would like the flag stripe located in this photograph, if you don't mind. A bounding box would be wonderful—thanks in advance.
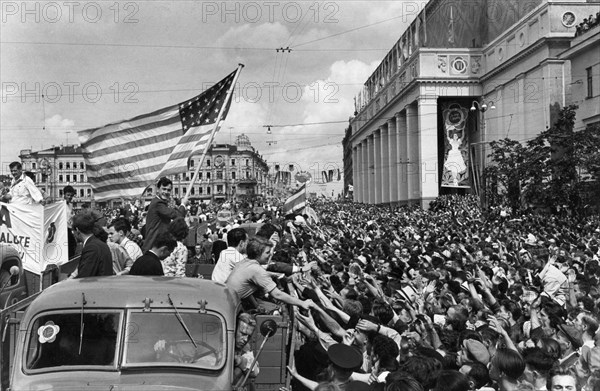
[283,184,306,215]
[79,69,239,201]
[79,106,180,148]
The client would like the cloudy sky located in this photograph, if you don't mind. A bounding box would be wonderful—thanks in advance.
[1,1,424,178]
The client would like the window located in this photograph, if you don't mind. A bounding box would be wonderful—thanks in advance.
[73,162,77,169]
[174,188,179,195]
[59,175,63,182]
[207,172,211,179]
[123,311,225,370]
[216,171,223,180]
[198,172,203,180]
[59,163,63,170]
[231,171,236,180]
[207,187,211,194]
[587,67,593,98]
[231,159,235,166]
[191,187,195,196]
[73,175,77,183]
[66,175,70,182]
[66,162,70,170]
[199,187,203,194]
[32,162,36,169]
[80,174,84,182]
[289,164,294,171]
[190,159,194,167]
[80,189,84,197]
[217,185,223,193]
[206,159,211,167]
[87,189,91,196]
[80,162,84,170]
[245,159,249,166]
[246,171,251,179]
[26,311,121,370]
[59,189,63,197]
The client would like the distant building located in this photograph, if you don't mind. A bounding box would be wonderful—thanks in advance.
[19,145,92,205]
[14,134,272,206]
[157,134,271,203]
[344,0,599,207]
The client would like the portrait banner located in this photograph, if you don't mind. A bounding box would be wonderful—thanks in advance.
[441,103,471,188]
[0,201,68,274]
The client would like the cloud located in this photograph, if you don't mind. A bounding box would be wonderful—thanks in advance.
[259,58,378,175]
[44,114,75,138]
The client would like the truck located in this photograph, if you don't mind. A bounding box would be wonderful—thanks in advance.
[1,276,295,391]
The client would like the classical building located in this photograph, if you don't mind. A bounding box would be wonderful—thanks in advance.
[345,0,599,207]
[16,134,272,206]
[155,134,271,203]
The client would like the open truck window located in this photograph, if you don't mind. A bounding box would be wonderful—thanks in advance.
[25,311,122,371]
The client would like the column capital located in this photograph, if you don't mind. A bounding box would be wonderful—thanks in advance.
[395,111,404,119]
[417,95,438,105]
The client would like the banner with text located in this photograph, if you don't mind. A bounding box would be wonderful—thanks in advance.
[0,201,68,274]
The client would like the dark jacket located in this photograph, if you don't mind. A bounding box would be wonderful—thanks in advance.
[142,197,184,252]
[129,251,164,276]
[76,236,114,278]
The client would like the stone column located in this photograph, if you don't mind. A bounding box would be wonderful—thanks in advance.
[405,104,418,203]
[387,118,397,203]
[395,111,408,203]
[367,135,375,204]
[380,124,390,204]
[361,139,368,203]
[353,145,360,202]
[373,129,382,204]
[418,97,439,209]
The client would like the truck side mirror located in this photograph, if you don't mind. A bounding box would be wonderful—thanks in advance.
[259,319,277,338]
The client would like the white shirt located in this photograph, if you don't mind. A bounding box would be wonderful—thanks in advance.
[211,247,245,284]
[9,174,43,204]
[121,237,143,261]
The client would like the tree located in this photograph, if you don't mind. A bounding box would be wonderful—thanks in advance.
[484,105,600,215]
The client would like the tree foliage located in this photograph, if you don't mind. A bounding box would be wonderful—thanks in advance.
[484,105,600,214]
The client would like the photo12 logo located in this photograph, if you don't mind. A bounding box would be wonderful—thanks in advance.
[1,1,139,24]
[201,1,339,24]
[2,81,139,103]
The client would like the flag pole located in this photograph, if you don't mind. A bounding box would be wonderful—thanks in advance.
[183,64,244,202]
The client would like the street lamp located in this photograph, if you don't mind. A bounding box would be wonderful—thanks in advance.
[470,100,495,112]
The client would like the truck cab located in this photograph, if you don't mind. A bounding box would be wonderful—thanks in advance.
[7,276,242,391]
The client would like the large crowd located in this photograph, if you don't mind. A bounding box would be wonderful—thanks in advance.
[3,160,600,391]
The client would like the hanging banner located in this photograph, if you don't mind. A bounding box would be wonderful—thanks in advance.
[0,201,68,274]
[441,103,471,188]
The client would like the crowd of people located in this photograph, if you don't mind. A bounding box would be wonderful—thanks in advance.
[575,12,600,36]
[3,161,600,391]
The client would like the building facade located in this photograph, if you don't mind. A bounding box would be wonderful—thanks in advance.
[19,145,93,204]
[15,134,272,206]
[153,134,271,203]
[345,0,599,207]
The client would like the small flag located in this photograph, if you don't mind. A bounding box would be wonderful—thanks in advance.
[79,68,240,201]
[282,184,306,215]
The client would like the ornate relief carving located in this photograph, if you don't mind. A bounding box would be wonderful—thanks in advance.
[438,55,447,73]
[471,56,482,74]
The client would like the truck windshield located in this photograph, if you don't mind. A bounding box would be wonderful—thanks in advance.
[123,310,225,370]
[26,311,121,370]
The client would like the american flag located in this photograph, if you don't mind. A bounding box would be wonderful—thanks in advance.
[78,69,238,201]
